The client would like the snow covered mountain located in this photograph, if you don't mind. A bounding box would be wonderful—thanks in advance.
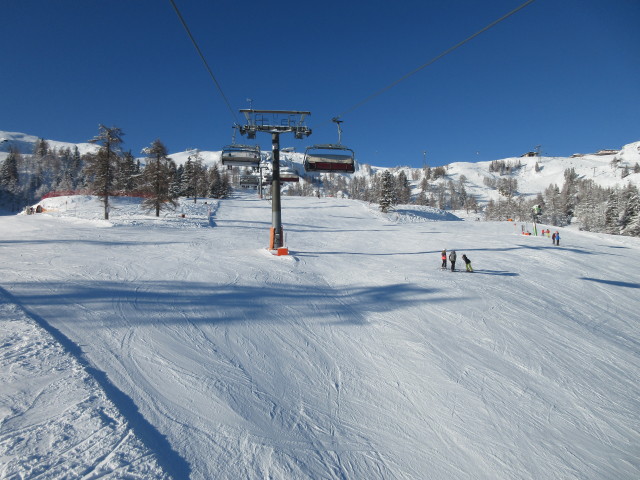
[2,129,639,206]
[0,130,98,157]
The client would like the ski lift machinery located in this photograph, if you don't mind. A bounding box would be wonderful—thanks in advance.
[220,126,261,168]
[304,118,355,173]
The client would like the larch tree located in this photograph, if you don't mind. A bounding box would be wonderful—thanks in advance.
[85,125,124,219]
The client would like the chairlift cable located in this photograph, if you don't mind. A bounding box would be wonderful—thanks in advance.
[334,0,537,120]
[168,0,239,124]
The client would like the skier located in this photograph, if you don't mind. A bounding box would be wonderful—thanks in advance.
[462,254,473,272]
[441,249,447,269]
[449,250,457,272]
[555,231,560,246]
[552,232,556,245]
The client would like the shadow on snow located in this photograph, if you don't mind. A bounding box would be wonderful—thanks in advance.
[0,286,192,480]
[580,277,640,289]
[5,280,452,327]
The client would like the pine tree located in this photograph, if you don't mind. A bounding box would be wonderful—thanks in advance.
[560,168,579,221]
[379,170,396,213]
[116,150,140,194]
[168,163,181,199]
[0,147,19,188]
[85,125,125,219]
[621,165,630,178]
[70,146,85,189]
[396,171,411,204]
[181,151,208,202]
[141,139,177,216]
[604,190,620,234]
[208,164,223,198]
[621,186,640,237]
[617,183,639,234]
[0,147,21,211]
[543,184,563,226]
[33,138,50,158]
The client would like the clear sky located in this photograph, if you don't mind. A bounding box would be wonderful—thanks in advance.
[1,0,639,168]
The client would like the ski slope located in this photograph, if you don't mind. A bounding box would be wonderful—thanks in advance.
[1,193,639,479]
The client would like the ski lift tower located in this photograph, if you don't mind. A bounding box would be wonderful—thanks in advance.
[239,109,312,253]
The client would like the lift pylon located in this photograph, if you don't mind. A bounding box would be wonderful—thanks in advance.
[238,109,312,253]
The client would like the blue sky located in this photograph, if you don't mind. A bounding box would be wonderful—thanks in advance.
[1,0,639,168]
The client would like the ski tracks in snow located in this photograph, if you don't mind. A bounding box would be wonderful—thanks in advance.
[0,290,171,479]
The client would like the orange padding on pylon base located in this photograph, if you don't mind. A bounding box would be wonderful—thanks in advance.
[269,227,276,250]
[277,247,289,256]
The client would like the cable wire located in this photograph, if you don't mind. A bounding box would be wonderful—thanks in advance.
[335,0,537,119]
[169,0,239,123]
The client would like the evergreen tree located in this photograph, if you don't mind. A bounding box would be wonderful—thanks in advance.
[33,138,50,158]
[208,164,223,198]
[169,163,181,199]
[219,170,231,198]
[0,147,19,188]
[141,139,177,216]
[621,165,630,178]
[416,189,428,206]
[396,171,411,204]
[181,154,205,201]
[70,146,85,189]
[617,183,639,234]
[621,186,640,237]
[85,125,125,219]
[560,168,579,220]
[0,147,21,211]
[543,184,563,226]
[379,170,396,213]
[116,150,140,194]
[604,190,620,234]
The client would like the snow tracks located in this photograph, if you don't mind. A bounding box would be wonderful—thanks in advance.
[0,289,172,479]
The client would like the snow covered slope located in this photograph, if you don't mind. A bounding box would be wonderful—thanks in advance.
[0,130,97,158]
[0,293,171,478]
[1,193,639,479]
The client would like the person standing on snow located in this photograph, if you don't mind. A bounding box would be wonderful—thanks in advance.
[552,232,556,245]
[441,249,447,269]
[462,254,473,272]
[449,250,457,271]
[555,231,560,246]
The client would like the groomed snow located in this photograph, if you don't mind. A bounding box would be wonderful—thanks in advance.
[1,192,639,479]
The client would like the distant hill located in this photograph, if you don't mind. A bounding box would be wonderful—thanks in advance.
[0,131,98,157]
[2,129,639,207]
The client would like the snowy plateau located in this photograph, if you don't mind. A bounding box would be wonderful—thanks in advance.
[1,132,640,479]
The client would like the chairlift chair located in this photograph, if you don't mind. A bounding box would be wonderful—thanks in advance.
[220,144,261,167]
[303,144,355,173]
[303,117,355,173]
[279,167,300,182]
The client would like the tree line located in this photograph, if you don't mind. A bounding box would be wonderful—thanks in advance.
[283,165,480,214]
[3,130,639,237]
[0,125,231,217]
[484,167,640,237]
